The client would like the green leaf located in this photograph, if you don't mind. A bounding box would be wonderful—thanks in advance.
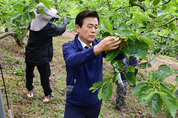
[13,3,25,13]
[37,6,47,15]
[156,65,174,80]
[165,107,171,117]
[135,62,152,69]
[153,0,160,6]
[161,5,167,10]
[105,47,120,62]
[112,73,118,83]
[138,85,153,104]
[97,87,103,100]
[41,0,53,9]
[92,81,103,88]
[114,29,133,37]
[101,19,112,34]
[132,82,148,96]
[111,60,123,68]
[139,35,155,46]
[126,72,136,85]
[157,10,168,17]
[160,91,177,117]
[148,94,163,115]
[134,39,149,57]
[144,33,159,38]
[166,4,171,12]
[129,15,150,24]
[169,23,177,32]
[175,76,178,82]
[123,43,134,56]
[118,22,128,29]
[27,12,32,21]
[145,89,155,101]
[134,55,148,61]
[34,0,40,3]
[149,71,156,79]
[102,82,113,103]
[122,47,129,59]
[89,87,96,91]
[127,65,135,72]
[150,59,157,65]
[11,13,22,20]
[103,77,111,83]
[160,83,176,98]
[28,7,35,12]
[89,81,103,91]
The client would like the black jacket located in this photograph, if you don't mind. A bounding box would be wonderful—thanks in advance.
[25,22,66,66]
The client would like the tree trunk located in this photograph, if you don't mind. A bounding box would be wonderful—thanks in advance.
[0,32,23,47]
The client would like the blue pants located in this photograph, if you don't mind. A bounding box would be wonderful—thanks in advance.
[64,100,102,118]
[25,63,52,96]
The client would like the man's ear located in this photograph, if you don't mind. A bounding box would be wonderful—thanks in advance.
[75,24,80,34]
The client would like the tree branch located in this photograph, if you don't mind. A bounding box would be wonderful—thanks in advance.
[145,18,178,33]
[0,32,17,39]
[129,0,147,11]
[107,0,111,10]
[145,30,173,76]
[0,32,23,47]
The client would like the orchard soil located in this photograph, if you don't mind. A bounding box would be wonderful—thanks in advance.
[0,31,177,118]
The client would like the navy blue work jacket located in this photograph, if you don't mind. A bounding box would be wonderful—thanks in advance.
[25,22,66,66]
[63,35,125,106]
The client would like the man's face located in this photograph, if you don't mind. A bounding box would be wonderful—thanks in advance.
[76,17,98,45]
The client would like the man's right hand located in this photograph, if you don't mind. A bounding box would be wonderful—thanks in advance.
[94,36,122,55]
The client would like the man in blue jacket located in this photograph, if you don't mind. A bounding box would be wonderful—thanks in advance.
[25,3,68,102]
[62,10,124,118]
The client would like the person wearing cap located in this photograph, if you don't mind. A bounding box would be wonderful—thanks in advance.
[25,3,68,102]
[62,10,125,118]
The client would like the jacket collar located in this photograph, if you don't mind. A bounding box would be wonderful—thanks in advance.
[74,34,98,52]
[74,34,83,52]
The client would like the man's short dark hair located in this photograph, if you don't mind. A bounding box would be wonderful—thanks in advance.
[75,10,99,27]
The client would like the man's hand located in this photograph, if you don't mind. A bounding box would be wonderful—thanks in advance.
[94,36,122,55]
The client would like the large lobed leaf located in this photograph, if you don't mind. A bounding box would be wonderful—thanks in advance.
[111,60,123,69]
[148,93,163,115]
[134,39,149,58]
[156,65,174,80]
[132,82,148,96]
[114,29,133,37]
[102,82,113,103]
[126,72,136,86]
[105,47,120,62]
[123,43,134,56]
[159,91,177,118]
[139,35,155,46]
[100,19,112,34]
[138,85,153,104]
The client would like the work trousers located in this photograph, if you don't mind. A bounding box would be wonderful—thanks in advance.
[25,63,52,96]
[115,58,128,109]
[64,100,102,118]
